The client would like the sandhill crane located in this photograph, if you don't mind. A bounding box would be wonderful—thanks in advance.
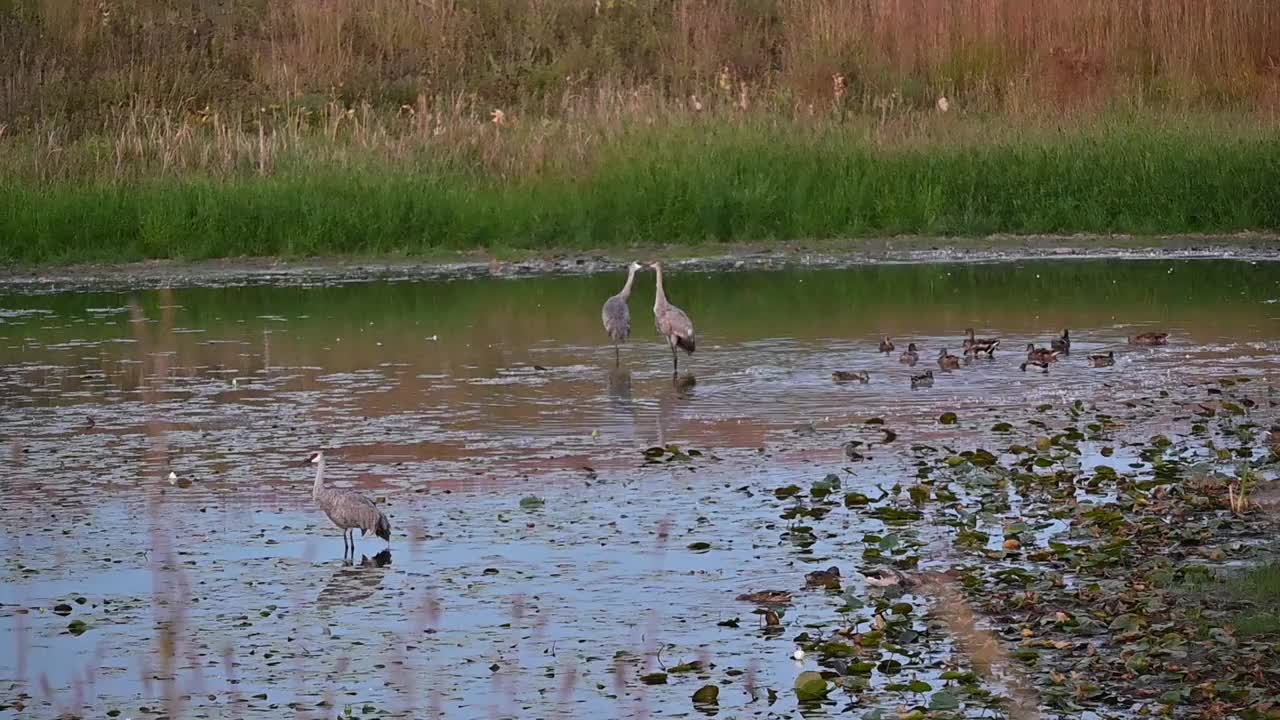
[651,262,696,375]
[601,261,643,366]
[306,451,390,557]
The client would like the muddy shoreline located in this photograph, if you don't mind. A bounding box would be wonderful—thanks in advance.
[2,233,1278,294]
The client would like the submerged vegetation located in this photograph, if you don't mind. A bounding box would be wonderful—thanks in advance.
[2,1,1280,263]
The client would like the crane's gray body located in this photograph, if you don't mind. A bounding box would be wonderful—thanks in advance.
[602,262,642,364]
[309,452,390,555]
[652,262,696,373]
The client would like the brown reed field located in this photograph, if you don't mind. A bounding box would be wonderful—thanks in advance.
[1,0,1279,262]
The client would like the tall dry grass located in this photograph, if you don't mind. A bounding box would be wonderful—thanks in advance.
[3,0,1279,135]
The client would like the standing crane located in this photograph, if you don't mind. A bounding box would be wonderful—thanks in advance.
[305,451,390,557]
[650,261,696,375]
[601,261,643,366]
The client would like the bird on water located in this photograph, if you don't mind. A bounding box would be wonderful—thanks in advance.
[601,261,643,366]
[651,261,696,375]
[306,450,390,557]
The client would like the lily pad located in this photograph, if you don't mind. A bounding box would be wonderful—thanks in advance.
[929,691,960,710]
[692,685,719,705]
[794,670,829,702]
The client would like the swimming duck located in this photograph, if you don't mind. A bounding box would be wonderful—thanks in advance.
[736,590,793,606]
[1088,351,1115,367]
[910,370,934,388]
[1024,343,1060,364]
[864,567,961,589]
[863,568,906,588]
[1050,329,1071,354]
[1129,332,1169,346]
[879,337,895,353]
[937,348,961,370]
[898,342,919,366]
[962,328,1000,358]
[1019,360,1050,373]
[804,566,842,590]
[832,370,870,384]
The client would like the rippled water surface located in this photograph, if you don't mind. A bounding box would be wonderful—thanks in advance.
[1,259,1278,719]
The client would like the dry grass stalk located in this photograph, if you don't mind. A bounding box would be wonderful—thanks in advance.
[916,575,1042,720]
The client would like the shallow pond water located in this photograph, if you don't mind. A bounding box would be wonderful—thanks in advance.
[1,259,1278,719]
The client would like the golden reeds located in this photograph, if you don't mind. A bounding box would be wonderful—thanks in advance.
[2,0,1278,137]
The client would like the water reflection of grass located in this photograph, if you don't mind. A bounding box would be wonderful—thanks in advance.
[3,121,1279,265]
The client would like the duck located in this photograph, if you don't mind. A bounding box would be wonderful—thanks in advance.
[910,370,934,388]
[962,328,1000,358]
[879,337,895,353]
[937,348,961,369]
[898,343,919,366]
[863,568,906,588]
[1025,343,1060,364]
[863,567,961,589]
[1050,329,1071,355]
[736,590,793,606]
[1129,332,1169,346]
[804,566,842,590]
[1088,351,1115,367]
[832,370,870,384]
[1019,360,1050,373]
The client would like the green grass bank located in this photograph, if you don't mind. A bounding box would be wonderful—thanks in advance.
[4,120,1280,265]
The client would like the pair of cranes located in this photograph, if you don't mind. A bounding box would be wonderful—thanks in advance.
[601,260,696,374]
[308,261,695,557]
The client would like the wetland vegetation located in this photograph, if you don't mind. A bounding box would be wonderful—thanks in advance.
[2,1,1280,264]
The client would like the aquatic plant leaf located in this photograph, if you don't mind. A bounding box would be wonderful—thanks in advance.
[844,492,870,507]
[929,691,960,710]
[794,671,829,702]
[692,685,719,704]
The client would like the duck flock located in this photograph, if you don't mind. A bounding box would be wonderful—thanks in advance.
[600,260,1171,387]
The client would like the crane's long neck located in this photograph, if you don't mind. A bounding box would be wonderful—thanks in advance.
[653,264,666,312]
[311,456,326,500]
[618,266,637,300]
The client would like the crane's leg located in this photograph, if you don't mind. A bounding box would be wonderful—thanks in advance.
[614,343,620,368]
[670,341,678,375]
